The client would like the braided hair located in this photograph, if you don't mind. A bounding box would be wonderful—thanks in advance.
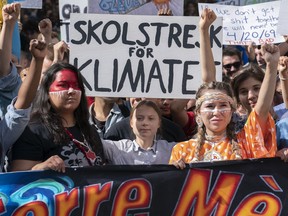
[194,81,242,161]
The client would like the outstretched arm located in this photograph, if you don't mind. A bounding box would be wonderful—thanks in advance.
[255,43,279,129]
[199,8,217,83]
[14,39,47,109]
[278,56,288,108]
[0,3,20,77]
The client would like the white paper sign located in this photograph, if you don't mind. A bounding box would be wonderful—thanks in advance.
[59,0,88,42]
[199,1,284,45]
[277,0,288,35]
[69,14,223,98]
[88,0,183,16]
[15,0,42,9]
[217,0,240,5]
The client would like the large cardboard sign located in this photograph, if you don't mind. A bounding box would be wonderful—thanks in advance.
[69,13,223,98]
[199,1,284,45]
[0,158,288,215]
[59,0,88,42]
[88,0,183,16]
[277,0,288,35]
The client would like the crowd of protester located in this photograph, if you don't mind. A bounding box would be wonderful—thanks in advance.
[0,1,287,173]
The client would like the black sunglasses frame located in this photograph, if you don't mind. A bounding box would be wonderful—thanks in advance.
[223,62,242,70]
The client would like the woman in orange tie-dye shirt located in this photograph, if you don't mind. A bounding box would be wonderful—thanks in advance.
[169,80,277,169]
[169,9,279,169]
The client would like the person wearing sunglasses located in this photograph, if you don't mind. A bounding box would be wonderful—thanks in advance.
[222,46,243,82]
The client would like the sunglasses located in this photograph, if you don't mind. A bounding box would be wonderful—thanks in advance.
[223,62,241,70]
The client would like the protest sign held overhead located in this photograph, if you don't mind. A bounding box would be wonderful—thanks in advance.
[239,0,278,5]
[17,0,42,9]
[88,0,183,16]
[277,0,288,35]
[199,1,284,45]
[217,0,240,5]
[59,0,88,43]
[69,13,223,98]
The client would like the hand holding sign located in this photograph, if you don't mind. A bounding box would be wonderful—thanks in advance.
[153,0,170,10]
[157,8,172,16]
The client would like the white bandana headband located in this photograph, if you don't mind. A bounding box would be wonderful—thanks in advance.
[49,90,82,98]
[196,92,236,110]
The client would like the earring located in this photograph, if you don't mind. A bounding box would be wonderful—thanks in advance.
[196,116,203,127]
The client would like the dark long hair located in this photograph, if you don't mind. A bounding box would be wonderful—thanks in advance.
[31,62,102,154]
[231,63,265,104]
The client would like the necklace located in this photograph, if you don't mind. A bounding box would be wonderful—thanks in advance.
[205,132,227,143]
[64,128,96,166]
[203,132,227,162]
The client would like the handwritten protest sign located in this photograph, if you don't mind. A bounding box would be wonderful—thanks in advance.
[88,0,183,16]
[59,0,88,42]
[277,0,288,35]
[69,14,223,98]
[15,0,42,9]
[199,1,284,45]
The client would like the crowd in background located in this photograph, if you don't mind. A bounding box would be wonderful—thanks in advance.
[19,0,220,50]
[20,0,59,52]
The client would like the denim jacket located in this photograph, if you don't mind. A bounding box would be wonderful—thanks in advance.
[0,64,21,119]
[0,65,30,171]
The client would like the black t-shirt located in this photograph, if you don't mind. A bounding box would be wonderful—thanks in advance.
[11,122,105,167]
[104,117,187,142]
